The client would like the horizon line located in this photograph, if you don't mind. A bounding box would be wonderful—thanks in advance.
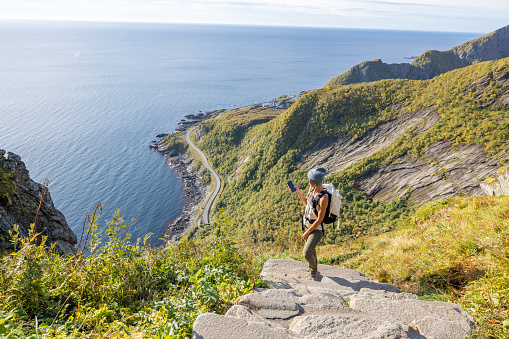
[0,17,485,35]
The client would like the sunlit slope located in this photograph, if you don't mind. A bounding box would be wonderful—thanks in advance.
[321,195,509,338]
[190,58,509,244]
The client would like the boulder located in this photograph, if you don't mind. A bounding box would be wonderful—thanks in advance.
[480,166,509,196]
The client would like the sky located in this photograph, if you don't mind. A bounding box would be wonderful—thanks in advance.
[1,0,508,33]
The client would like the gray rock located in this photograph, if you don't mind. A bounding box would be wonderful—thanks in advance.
[298,108,437,177]
[359,141,501,205]
[0,150,77,254]
[321,276,399,293]
[4,152,21,162]
[237,289,300,319]
[358,288,419,301]
[411,315,472,339]
[349,294,474,338]
[289,314,424,339]
[225,305,278,325]
[192,259,474,339]
[192,313,295,339]
[480,166,509,196]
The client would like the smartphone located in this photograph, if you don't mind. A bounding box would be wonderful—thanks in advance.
[287,180,296,192]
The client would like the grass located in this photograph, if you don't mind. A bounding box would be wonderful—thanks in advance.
[318,195,509,338]
[2,175,508,338]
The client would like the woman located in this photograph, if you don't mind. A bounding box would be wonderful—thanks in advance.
[290,167,328,281]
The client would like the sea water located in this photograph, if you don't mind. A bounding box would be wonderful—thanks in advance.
[0,20,479,242]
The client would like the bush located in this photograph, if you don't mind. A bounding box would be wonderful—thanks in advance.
[0,210,266,338]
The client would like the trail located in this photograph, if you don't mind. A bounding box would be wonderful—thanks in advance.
[185,126,221,225]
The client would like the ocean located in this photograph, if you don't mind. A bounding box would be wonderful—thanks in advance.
[0,20,479,242]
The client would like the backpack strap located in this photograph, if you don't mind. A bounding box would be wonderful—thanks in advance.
[312,190,330,217]
[311,190,330,239]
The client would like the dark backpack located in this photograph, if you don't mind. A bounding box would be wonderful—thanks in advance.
[312,189,336,225]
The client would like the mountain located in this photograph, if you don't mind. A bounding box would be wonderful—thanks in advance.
[163,56,509,245]
[326,25,509,87]
[0,150,76,254]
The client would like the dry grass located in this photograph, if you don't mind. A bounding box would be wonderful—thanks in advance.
[317,196,509,337]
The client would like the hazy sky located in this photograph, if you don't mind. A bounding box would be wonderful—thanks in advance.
[1,0,508,33]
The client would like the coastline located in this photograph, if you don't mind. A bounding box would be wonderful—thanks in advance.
[150,138,210,243]
[150,91,308,241]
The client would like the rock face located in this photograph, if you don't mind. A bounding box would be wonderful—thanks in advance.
[192,259,474,338]
[298,108,439,175]
[359,141,501,205]
[298,106,502,205]
[480,166,509,196]
[0,150,77,254]
[326,25,509,87]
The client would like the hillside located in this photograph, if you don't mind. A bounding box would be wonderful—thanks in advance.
[318,195,509,337]
[161,58,509,246]
[326,25,509,87]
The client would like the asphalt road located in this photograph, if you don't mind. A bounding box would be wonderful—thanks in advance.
[185,126,221,225]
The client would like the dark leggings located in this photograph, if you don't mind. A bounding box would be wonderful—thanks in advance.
[303,229,323,275]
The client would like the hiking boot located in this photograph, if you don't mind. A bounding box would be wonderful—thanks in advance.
[309,272,319,281]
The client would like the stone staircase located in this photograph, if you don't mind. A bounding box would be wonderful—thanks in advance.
[192,259,474,338]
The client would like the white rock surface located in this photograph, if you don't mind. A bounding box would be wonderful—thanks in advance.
[192,259,474,339]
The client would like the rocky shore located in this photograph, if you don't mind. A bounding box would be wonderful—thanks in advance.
[151,138,210,243]
[150,92,308,241]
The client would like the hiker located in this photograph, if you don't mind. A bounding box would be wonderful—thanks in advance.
[289,167,328,281]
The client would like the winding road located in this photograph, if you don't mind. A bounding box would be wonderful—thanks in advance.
[185,126,221,225]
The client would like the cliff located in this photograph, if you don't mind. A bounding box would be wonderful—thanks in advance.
[0,150,77,254]
[326,25,509,87]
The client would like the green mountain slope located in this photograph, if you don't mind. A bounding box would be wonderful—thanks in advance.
[179,58,509,245]
[326,25,509,87]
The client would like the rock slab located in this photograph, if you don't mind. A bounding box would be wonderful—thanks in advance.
[192,259,474,339]
[0,150,77,254]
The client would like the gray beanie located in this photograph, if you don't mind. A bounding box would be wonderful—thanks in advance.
[307,167,327,185]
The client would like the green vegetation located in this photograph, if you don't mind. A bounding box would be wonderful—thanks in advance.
[0,211,266,338]
[162,132,188,155]
[318,195,509,338]
[4,52,505,338]
[176,58,509,247]
[325,59,397,86]
[0,167,16,206]
[409,49,464,78]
